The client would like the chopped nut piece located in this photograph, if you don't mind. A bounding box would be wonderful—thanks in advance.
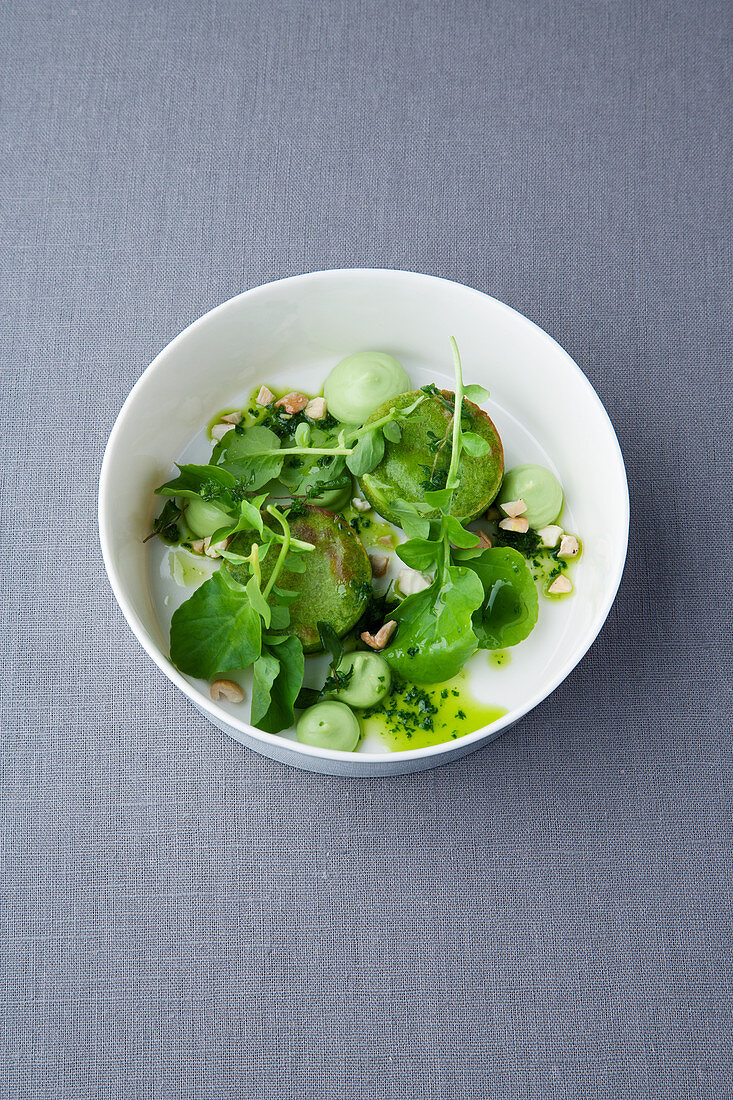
[275,391,308,415]
[369,553,388,578]
[210,679,245,703]
[256,385,275,406]
[484,505,501,522]
[305,396,327,420]
[352,497,371,513]
[477,530,492,549]
[220,411,242,424]
[538,524,563,548]
[498,517,529,534]
[203,535,230,558]
[500,498,527,518]
[558,534,580,559]
[548,575,573,595]
[398,568,432,595]
[361,620,397,650]
[189,539,206,554]
[378,535,392,547]
[211,422,235,441]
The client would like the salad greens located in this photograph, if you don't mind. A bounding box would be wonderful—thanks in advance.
[149,337,577,746]
[167,502,314,730]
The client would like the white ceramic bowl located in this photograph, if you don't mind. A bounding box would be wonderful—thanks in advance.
[99,269,629,776]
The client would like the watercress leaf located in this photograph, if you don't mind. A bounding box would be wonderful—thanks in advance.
[444,515,482,548]
[294,422,311,448]
[382,420,402,443]
[396,538,441,571]
[214,425,284,489]
[283,552,307,573]
[384,565,484,683]
[250,637,305,733]
[268,603,291,630]
[317,621,344,668]
[450,545,487,561]
[169,569,261,678]
[209,494,267,549]
[271,584,301,605]
[346,429,384,477]
[390,498,430,540]
[155,464,236,499]
[423,487,453,510]
[463,383,490,404]
[460,431,492,457]
[217,549,252,565]
[464,547,539,649]
[245,575,271,628]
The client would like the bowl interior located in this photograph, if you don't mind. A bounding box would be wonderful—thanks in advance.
[99,270,628,768]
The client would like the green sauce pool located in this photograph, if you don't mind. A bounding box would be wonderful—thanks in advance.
[361,671,505,751]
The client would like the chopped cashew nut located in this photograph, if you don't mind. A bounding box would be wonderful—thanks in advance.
[538,524,563,548]
[190,539,206,554]
[378,535,392,547]
[210,679,245,703]
[484,505,501,522]
[369,554,388,578]
[499,517,529,534]
[361,620,397,650]
[211,422,235,441]
[352,497,371,513]
[398,568,432,595]
[220,411,242,424]
[203,535,230,558]
[305,396,327,420]
[256,385,275,406]
[477,530,492,548]
[558,534,580,559]
[275,391,308,414]
[548,575,573,595]
[500,499,527,518]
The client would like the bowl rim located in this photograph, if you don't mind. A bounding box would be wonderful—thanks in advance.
[98,267,630,765]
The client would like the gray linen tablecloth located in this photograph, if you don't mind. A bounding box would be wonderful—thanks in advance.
[2,1,731,1097]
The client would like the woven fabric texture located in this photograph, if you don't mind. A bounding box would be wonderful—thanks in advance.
[1,1,731,1097]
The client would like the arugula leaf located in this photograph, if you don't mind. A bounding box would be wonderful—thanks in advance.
[463,547,539,649]
[346,429,384,476]
[169,570,261,678]
[396,538,441,571]
[463,383,490,403]
[155,464,237,500]
[251,636,304,733]
[460,431,492,457]
[214,425,284,489]
[382,420,402,443]
[384,565,484,683]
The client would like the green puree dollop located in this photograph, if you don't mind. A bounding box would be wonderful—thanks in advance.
[358,389,504,525]
[361,671,506,751]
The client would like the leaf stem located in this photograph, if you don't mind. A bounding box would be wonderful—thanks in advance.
[446,337,465,502]
[262,506,291,599]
